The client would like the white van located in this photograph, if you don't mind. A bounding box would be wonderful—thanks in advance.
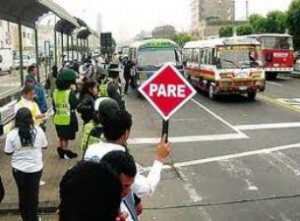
[0,48,13,72]
[14,54,36,69]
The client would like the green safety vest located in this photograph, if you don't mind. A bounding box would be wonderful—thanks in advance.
[99,78,113,97]
[53,89,71,126]
[80,121,105,152]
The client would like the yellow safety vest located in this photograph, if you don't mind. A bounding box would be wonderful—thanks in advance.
[99,78,113,97]
[53,89,71,126]
[17,99,41,126]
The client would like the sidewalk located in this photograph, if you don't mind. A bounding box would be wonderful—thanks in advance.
[0,118,83,214]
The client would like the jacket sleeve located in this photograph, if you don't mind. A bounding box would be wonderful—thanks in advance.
[108,83,126,110]
[69,91,79,110]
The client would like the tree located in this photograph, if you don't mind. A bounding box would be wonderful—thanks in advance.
[249,14,266,33]
[171,33,198,47]
[237,24,254,36]
[152,25,176,39]
[219,26,234,37]
[287,0,300,49]
[264,10,287,33]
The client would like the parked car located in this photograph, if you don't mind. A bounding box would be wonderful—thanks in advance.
[0,48,13,72]
[13,54,36,69]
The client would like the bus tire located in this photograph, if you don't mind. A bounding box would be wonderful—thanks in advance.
[247,91,257,101]
[266,72,278,80]
[209,85,216,100]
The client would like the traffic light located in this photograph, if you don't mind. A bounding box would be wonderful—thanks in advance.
[100,32,112,48]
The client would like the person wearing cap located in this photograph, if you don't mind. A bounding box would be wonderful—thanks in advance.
[99,64,126,110]
[80,98,119,154]
[52,69,79,159]
[122,56,135,94]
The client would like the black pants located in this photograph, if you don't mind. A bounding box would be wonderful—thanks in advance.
[13,169,42,221]
[124,75,136,93]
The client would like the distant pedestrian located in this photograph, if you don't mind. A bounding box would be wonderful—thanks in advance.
[122,56,135,94]
[25,65,38,85]
[58,161,122,221]
[4,107,47,221]
[53,69,79,159]
[45,65,58,97]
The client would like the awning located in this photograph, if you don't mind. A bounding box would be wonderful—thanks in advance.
[0,0,78,28]
[55,19,78,35]
[77,28,99,39]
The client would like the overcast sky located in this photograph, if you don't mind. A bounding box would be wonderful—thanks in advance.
[54,0,293,41]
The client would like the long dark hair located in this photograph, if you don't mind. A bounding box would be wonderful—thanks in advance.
[79,79,98,100]
[15,107,36,147]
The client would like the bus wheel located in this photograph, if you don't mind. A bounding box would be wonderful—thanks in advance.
[247,91,257,101]
[266,72,278,80]
[209,85,216,100]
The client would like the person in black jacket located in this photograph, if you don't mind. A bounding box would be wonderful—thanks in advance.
[77,79,99,124]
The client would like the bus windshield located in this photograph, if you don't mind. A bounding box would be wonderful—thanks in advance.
[138,49,181,67]
[260,36,293,50]
[217,45,261,69]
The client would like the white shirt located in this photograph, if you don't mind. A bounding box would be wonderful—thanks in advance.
[120,201,134,221]
[4,126,48,173]
[84,142,163,197]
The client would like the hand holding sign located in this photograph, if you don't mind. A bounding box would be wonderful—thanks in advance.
[155,134,170,163]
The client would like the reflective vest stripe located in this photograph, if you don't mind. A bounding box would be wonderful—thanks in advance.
[53,89,71,126]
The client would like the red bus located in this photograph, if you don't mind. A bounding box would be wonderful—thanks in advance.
[249,34,294,79]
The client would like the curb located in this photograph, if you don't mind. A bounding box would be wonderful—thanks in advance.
[0,200,59,215]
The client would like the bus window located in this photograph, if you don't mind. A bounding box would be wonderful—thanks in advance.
[200,49,205,65]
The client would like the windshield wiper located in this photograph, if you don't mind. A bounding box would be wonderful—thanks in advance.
[220,58,241,69]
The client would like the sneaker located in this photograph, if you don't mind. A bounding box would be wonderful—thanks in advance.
[64,150,78,159]
[39,180,46,186]
[57,147,65,159]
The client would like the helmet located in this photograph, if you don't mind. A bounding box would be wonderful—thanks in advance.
[94,98,120,117]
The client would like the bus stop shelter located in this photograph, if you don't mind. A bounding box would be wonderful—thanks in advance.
[0,0,78,85]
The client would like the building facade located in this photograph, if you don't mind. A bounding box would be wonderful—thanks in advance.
[190,0,235,38]
[0,20,12,49]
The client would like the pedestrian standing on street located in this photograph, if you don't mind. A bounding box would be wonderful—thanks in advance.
[45,65,58,98]
[80,97,119,154]
[77,78,99,125]
[25,64,38,85]
[99,65,125,110]
[4,107,48,221]
[58,161,122,221]
[53,69,79,159]
[122,56,135,94]
[15,86,45,126]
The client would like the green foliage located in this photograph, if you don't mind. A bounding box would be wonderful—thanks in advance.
[249,14,266,33]
[287,0,300,49]
[219,26,234,37]
[171,33,198,47]
[236,24,254,36]
[264,10,287,33]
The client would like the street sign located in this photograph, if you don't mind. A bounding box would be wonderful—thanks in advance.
[138,63,197,121]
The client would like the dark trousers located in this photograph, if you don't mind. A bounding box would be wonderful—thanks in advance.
[124,75,135,93]
[13,169,42,221]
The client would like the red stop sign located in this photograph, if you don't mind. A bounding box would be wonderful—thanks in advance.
[138,63,196,120]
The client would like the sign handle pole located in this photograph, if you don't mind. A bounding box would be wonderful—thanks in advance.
[161,119,169,142]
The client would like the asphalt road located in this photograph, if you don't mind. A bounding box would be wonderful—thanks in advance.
[125,74,300,221]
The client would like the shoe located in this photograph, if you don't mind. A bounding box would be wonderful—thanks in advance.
[57,147,65,159]
[39,180,46,186]
[64,150,78,159]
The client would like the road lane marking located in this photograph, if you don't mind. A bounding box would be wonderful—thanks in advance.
[191,98,245,135]
[258,95,300,113]
[234,122,300,131]
[148,143,300,171]
[266,81,282,87]
[128,133,248,145]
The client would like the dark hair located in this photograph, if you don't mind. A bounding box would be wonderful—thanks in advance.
[79,79,98,100]
[102,151,137,178]
[59,161,122,221]
[55,78,73,90]
[15,108,36,147]
[102,110,132,141]
[22,85,35,95]
[27,64,36,73]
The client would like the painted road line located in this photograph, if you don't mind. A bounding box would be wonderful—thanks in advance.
[128,133,248,145]
[258,94,300,113]
[234,122,300,131]
[191,98,245,135]
[149,143,300,171]
[267,81,282,87]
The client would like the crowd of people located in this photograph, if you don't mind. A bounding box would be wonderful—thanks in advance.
[1,57,171,221]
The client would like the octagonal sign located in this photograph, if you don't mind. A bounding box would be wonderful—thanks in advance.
[138,63,197,120]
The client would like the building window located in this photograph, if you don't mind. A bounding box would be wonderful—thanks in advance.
[27,33,30,38]
[23,32,26,38]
